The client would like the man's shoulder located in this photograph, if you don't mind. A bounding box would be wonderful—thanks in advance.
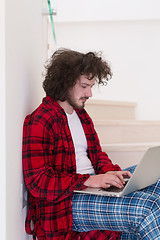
[24,98,61,127]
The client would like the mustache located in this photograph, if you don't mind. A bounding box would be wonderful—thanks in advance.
[80,97,89,100]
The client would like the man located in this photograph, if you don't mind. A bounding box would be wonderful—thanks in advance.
[23,49,160,240]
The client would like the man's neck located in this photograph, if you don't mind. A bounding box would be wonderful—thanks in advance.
[57,100,73,114]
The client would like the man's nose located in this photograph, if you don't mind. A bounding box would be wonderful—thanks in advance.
[87,87,92,98]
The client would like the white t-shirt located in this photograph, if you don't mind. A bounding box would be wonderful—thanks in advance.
[66,110,95,175]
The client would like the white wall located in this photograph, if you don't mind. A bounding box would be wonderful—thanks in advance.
[48,1,160,120]
[52,0,160,22]
[0,0,47,240]
[0,0,6,239]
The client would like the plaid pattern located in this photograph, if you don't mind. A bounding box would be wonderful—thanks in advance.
[72,166,160,240]
[22,96,121,240]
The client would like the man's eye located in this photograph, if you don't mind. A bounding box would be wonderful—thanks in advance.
[81,85,87,88]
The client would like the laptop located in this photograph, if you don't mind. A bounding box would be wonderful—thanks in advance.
[74,146,160,197]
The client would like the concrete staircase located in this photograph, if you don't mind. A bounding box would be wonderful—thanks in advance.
[85,99,160,168]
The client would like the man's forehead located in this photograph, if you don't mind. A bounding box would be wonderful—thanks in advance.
[78,75,95,86]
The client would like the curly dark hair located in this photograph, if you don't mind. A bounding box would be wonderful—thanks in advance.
[43,48,112,101]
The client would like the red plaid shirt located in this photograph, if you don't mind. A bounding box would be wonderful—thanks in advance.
[22,96,121,240]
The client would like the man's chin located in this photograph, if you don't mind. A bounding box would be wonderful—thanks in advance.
[66,97,86,109]
[74,103,85,109]
[77,104,85,109]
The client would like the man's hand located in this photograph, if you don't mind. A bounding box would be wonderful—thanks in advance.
[84,170,132,189]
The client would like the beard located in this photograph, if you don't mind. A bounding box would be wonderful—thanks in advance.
[66,95,89,109]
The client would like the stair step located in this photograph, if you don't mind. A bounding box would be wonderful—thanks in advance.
[102,142,160,169]
[85,99,137,120]
[94,120,160,144]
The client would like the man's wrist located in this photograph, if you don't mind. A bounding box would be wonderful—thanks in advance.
[84,175,93,187]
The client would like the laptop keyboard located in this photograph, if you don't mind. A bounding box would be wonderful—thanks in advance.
[100,180,128,193]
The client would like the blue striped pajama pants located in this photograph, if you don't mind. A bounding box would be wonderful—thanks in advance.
[72,166,160,239]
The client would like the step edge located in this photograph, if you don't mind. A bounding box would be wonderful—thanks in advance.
[102,142,160,152]
[86,99,137,107]
[94,120,160,126]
